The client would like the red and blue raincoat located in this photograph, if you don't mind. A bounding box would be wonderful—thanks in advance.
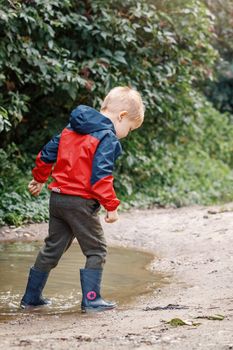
[32,105,122,211]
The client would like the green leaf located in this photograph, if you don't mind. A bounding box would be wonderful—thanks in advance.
[195,314,225,321]
[165,318,201,327]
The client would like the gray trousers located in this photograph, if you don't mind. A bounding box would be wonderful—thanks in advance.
[34,192,107,272]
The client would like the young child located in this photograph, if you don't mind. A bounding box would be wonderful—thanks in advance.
[20,86,144,313]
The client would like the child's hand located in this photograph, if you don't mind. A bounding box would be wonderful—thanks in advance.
[28,179,44,196]
[105,209,119,223]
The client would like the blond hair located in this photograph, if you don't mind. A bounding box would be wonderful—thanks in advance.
[101,86,144,127]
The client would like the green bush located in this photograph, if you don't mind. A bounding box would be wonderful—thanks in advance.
[202,0,233,114]
[0,144,49,225]
[0,0,217,142]
[115,95,233,208]
[0,0,233,225]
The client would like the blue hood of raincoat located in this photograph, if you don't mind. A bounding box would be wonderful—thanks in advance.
[69,105,116,135]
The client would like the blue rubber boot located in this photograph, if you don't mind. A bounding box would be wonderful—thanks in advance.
[20,267,51,309]
[80,268,117,313]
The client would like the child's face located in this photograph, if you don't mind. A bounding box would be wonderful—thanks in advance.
[114,112,139,139]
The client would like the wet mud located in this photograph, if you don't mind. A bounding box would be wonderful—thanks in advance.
[0,242,165,318]
[0,204,233,349]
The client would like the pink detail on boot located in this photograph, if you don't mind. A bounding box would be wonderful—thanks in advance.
[87,291,97,300]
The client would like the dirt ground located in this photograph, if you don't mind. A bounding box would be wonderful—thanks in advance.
[0,203,233,350]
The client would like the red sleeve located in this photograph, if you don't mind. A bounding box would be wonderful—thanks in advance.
[32,151,54,183]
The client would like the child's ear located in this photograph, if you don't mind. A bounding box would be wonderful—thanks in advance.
[118,111,128,121]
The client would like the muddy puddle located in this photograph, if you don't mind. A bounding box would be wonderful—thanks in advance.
[0,242,164,319]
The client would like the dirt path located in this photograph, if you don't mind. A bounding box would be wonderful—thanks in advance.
[0,204,233,349]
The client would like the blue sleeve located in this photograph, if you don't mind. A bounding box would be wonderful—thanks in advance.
[40,134,61,163]
[91,132,122,185]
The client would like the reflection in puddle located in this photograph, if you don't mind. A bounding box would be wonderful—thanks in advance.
[0,242,164,318]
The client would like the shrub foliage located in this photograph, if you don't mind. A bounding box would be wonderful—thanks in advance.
[0,0,233,225]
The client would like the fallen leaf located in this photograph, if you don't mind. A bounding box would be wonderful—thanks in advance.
[207,210,217,215]
[143,304,189,311]
[195,314,225,321]
[164,318,201,327]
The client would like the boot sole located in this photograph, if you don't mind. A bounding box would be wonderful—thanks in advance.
[20,302,52,310]
[81,305,117,313]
